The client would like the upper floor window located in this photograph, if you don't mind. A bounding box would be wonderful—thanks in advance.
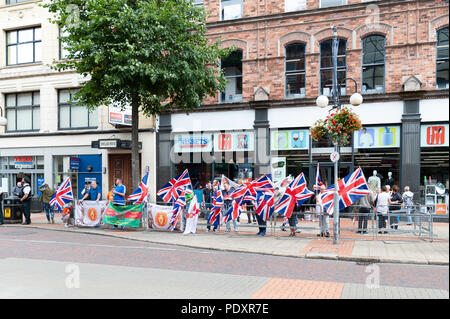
[320,0,347,8]
[285,0,306,12]
[221,0,243,21]
[59,27,70,60]
[285,43,306,98]
[5,92,40,132]
[58,89,98,129]
[6,0,32,4]
[362,35,385,94]
[320,39,347,96]
[220,50,243,103]
[436,27,449,89]
[193,0,203,6]
[6,27,42,65]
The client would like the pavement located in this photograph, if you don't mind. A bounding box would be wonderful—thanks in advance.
[1,212,449,266]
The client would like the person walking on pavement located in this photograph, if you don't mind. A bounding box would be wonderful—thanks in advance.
[402,186,414,225]
[39,183,55,224]
[316,185,330,238]
[355,192,374,234]
[20,176,32,225]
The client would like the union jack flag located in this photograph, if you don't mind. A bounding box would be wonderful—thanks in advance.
[255,191,275,222]
[49,177,74,211]
[169,191,187,230]
[314,164,324,192]
[208,187,224,227]
[231,174,273,204]
[274,173,313,218]
[320,167,370,215]
[157,169,192,203]
[128,172,150,204]
[223,200,242,223]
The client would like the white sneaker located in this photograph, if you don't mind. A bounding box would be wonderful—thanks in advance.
[64,223,69,228]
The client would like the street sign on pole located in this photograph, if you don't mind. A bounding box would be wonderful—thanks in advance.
[330,151,340,163]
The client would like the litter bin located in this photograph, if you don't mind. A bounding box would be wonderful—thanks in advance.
[2,197,23,224]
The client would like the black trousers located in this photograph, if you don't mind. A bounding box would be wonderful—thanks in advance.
[358,207,370,231]
[22,200,31,224]
[378,214,387,229]
[255,213,266,234]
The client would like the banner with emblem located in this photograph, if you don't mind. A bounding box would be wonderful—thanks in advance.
[102,202,144,228]
[74,201,108,227]
[148,203,174,230]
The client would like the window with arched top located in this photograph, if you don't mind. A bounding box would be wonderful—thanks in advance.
[220,50,243,103]
[285,43,306,98]
[436,27,449,89]
[319,39,347,96]
[362,35,386,94]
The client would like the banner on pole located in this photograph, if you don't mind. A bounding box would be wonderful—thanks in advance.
[74,200,108,227]
[148,203,175,230]
[102,202,143,228]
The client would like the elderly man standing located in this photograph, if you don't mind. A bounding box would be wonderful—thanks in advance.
[316,185,330,238]
[39,183,55,224]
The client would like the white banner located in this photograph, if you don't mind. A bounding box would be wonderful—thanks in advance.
[74,201,107,227]
[148,203,174,230]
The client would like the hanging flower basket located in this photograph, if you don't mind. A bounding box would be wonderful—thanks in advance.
[325,107,362,146]
[310,119,328,141]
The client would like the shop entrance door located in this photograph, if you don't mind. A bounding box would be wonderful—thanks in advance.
[109,154,133,197]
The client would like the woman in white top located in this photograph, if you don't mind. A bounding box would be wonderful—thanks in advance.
[376,186,391,233]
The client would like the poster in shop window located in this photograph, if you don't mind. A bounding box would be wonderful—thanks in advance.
[353,126,400,149]
[420,124,449,147]
[214,132,254,152]
[271,130,309,151]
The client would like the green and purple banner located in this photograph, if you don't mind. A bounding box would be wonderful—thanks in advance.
[102,202,144,228]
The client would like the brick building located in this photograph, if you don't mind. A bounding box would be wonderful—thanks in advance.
[159,0,449,205]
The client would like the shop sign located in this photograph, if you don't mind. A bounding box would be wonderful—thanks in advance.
[108,105,132,126]
[14,156,34,169]
[214,132,254,152]
[271,157,286,183]
[69,157,80,171]
[354,126,401,149]
[174,134,213,153]
[435,204,448,215]
[98,139,120,149]
[271,130,309,151]
[420,124,449,147]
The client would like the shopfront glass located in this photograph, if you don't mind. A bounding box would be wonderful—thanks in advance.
[0,156,44,198]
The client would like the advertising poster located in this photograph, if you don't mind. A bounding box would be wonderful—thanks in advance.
[108,105,132,126]
[173,133,213,153]
[214,132,254,152]
[354,126,401,149]
[271,130,309,151]
[420,124,449,147]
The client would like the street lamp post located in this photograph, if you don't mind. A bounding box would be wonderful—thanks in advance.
[316,26,363,244]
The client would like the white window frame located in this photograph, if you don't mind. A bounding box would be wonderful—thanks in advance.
[285,0,306,12]
[320,0,347,9]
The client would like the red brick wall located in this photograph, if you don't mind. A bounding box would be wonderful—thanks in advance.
[202,0,449,104]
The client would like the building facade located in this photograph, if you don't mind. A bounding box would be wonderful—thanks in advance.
[158,0,449,205]
[0,0,158,209]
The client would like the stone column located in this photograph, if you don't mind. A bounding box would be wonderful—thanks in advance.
[157,114,173,193]
[253,108,270,177]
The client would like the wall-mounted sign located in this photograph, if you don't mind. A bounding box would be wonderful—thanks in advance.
[99,139,120,149]
[14,156,34,169]
[214,132,254,152]
[69,157,80,171]
[173,134,213,153]
[91,139,141,150]
[271,157,286,183]
[421,124,449,147]
[354,126,401,149]
[271,129,309,151]
[108,105,132,126]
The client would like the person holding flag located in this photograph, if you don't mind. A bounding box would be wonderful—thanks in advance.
[222,181,238,232]
[128,171,150,228]
[314,164,324,193]
[315,184,330,238]
[206,184,223,232]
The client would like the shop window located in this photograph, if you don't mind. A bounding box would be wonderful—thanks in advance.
[5,92,40,132]
[436,27,449,89]
[285,43,306,98]
[221,0,243,21]
[319,39,347,96]
[58,89,98,129]
[6,27,41,65]
[362,35,385,94]
[320,0,347,8]
[220,50,243,103]
[6,0,31,4]
[285,0,306,12]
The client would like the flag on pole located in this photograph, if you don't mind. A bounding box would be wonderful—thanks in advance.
[255,191,275,222]
[274,173,313,218]
[49,177,74,211]
[169,191,187,230]
[320,167,370,215]
[157,169,192,203]
[231,174,273,204]
[208,187,224,228]
[183,196,200,235]
[128,172,150,204]
[223,200,242,223]
[314,164,324,192]
[221,174,239,190]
